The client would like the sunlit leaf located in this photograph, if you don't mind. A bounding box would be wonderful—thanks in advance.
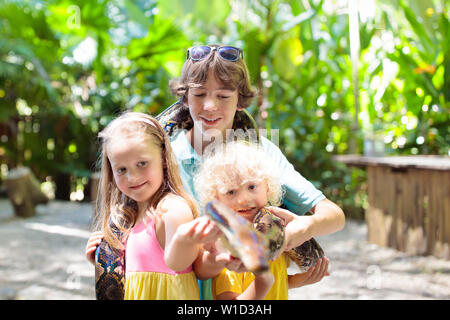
[273,36,303,81]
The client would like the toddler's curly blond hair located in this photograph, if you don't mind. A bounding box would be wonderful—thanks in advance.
[194,141,283,210]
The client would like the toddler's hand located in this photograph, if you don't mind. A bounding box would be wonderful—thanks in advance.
[251,271,275,300]
[224,256,247,273]
[202,241,247,274]
[288,256,330,288]
[85,231,104,265]
[254,271,275,288]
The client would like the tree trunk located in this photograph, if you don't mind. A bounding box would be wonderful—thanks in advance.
[6,167,49,217]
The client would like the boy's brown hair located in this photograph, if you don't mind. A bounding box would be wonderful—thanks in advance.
[169,44,257,109]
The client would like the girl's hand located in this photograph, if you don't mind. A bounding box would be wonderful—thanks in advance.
[288,257,330,288]
[85,231,103,265]
[176,216,223,245]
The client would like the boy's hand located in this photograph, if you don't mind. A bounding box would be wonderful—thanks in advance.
[267,206,313,252]
[85,231,103,265]
[288,257,330,288]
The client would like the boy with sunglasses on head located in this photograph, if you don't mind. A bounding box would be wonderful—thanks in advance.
[167,44,345,300]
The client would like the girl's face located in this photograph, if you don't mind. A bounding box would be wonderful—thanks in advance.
[216,178,269,222]
[186,69,241,138]
[107,136,164,206]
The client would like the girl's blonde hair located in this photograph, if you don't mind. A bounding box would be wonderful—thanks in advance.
[194,141,283,209]
[169,44,257,109]
[92,112,199,251]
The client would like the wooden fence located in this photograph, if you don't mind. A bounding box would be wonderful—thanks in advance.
[335,155,450,260]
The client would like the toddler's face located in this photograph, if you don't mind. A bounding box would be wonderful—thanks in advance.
[216,179,268,222]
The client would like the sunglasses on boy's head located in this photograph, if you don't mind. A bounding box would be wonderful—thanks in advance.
[186,46,244,62]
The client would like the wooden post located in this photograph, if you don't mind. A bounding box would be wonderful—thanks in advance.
[6,167,49,217]
[90,172,101,204]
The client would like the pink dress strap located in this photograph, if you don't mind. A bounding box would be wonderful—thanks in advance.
[125,218,192,274]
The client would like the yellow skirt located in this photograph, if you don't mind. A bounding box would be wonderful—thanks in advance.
[124,271,200,300]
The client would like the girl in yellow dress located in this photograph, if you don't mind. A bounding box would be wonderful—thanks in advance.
[89,112,219,299]
[194,141,330,300]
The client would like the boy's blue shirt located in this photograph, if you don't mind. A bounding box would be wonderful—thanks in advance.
[169,130,326,300]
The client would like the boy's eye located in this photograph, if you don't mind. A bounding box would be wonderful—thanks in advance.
[248,184,256,190]
[218,95,231,99]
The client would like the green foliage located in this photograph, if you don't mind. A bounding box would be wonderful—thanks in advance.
[0,0,186,199]
[0,0,448,212]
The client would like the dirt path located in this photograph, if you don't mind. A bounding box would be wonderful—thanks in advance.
[289,220,450,299]
[0,200,95,299]
[1,199,449,300]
